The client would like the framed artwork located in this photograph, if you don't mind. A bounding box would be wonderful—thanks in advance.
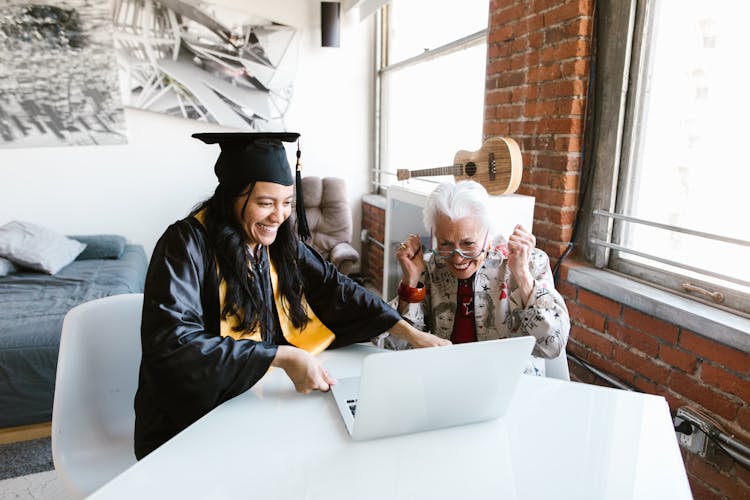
[0,1,127,148]
[112,0,299,131]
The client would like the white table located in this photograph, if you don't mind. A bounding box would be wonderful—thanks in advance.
[91,344,692,499]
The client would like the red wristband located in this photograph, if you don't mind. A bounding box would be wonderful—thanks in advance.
[398,281,426,303]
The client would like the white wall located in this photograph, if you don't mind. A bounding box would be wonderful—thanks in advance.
[0,0,374,261]
[286,4,376,261]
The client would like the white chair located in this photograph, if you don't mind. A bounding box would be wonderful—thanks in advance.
[52,293,143,499]
[545,350,571,381]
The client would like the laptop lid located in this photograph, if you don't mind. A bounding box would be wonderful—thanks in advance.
[331,336,535,440]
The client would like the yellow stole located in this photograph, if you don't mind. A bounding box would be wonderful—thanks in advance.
[196,212,336,354]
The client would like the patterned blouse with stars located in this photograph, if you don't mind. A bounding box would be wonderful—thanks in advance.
[379,235,570,376]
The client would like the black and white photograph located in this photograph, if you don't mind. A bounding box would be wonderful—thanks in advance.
[0,0,127,148]
[112,0,299,131]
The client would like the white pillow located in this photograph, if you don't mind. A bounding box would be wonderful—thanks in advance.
[0,256,18,277]
[0,221,87,274]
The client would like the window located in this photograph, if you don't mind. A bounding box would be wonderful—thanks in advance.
[374,0,489,194]
[585,0,750,316]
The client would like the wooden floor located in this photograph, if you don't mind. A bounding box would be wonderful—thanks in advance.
[0,422,51,445]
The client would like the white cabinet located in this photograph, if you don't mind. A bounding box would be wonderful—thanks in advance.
[383,185,536,300]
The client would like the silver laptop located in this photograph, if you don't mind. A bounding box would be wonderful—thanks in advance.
[331,336,535,440]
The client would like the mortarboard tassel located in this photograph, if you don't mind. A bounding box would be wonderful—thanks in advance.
[295,141,311,241]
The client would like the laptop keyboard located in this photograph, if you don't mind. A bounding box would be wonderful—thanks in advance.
[347,399,358,417]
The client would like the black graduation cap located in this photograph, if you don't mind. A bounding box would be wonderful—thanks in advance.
[192,132,311,240]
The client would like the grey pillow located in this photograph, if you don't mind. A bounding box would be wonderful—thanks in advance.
[0,221,87,274]
[0,256,18,277]
[70,234,127,260]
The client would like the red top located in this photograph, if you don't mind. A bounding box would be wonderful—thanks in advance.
[451,275,477,344]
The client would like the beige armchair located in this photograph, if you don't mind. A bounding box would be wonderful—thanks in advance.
[302,176,359,274]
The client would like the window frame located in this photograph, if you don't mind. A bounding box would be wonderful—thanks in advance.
[371,2,488,195]
[582,0,750,318]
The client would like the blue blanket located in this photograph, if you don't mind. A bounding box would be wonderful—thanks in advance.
[0,244,147,427]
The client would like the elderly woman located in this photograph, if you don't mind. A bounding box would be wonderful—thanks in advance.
[381,181,569,375]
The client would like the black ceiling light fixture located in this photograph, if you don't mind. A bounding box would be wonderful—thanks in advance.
[321,2,340,47]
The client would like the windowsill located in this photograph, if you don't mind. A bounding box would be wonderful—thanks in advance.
[362,193,386,210]
[567,265,750,354]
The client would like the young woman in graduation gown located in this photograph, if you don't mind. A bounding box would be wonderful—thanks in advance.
[134,132,449,459]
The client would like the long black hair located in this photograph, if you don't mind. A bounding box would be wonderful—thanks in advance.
[190,182,310,334]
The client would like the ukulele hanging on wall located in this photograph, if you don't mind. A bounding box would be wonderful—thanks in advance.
[396,136,523,195]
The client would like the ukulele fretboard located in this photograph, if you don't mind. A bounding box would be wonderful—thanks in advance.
[407,165,464,177]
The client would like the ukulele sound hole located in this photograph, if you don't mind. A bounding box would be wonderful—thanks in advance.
[464,162,477,177]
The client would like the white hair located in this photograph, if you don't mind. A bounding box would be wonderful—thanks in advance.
[422,181,490,233]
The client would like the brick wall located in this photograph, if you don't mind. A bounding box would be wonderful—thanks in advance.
[360,201,385,293]
[485,0,590,260]
[361,2,749,497]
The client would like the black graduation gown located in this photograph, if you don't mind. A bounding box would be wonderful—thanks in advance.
[134,217,400,459]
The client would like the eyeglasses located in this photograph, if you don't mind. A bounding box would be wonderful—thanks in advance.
[431,229,489,260]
